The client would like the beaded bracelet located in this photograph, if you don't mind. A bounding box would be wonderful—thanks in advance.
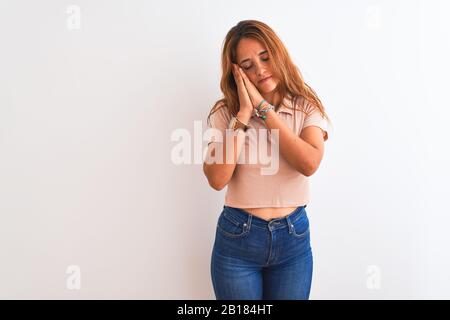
[257,99,274,113]
[255,99,274,120]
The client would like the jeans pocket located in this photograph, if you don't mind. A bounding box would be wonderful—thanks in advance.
[290,211,310,238]
[216,210,250,239]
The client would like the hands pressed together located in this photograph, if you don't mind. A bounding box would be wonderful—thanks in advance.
[231,63,266,119]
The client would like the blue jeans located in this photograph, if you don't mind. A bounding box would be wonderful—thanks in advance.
[211,205,313,300]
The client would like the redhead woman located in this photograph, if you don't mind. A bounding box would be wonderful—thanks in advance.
[203,20,331,300]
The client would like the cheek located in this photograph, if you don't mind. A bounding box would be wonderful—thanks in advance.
[247,74,258,84]
[242,70,254,80]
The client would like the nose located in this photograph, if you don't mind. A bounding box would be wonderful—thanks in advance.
[254,60,266,77]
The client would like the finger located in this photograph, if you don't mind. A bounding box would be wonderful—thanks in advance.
[232,65,240,83]
[238,67,248,80]
[237,68,260,103]
[237,67,246,83]
[234,66,244,85]
[239,68,254,87]
[241,71,257,92]
[234,65,240,77]
[238,68,252,89]
[240,74,252,95]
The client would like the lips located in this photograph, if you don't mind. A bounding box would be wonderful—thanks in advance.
[258,76,272,83]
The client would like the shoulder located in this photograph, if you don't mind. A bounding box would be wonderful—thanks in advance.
[207,100,232,128]
[291,95,316,114]
[291,95,325,120]
[285,94,310,118]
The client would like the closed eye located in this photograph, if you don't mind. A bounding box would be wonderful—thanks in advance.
[243,57,270,70]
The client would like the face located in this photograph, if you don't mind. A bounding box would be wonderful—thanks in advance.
[235,38,278,94]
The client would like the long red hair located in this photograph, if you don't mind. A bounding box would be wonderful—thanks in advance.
[207,19,332,131]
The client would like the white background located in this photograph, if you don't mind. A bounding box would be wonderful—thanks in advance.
[0,0,449,299]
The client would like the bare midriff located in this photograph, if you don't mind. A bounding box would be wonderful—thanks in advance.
[240,207,299,222]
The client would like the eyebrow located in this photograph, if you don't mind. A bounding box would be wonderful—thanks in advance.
[239,50,268,65]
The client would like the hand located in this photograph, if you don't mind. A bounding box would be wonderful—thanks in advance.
[232,63,253,118]
[236,66,265,110]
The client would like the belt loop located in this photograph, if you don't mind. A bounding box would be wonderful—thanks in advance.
[286,215,294,234]
[244,214,252,231]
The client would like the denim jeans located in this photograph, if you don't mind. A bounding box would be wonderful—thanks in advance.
[210,204,313,300]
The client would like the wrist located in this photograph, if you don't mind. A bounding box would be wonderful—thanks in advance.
[237,110,252,123]
[254,100,275,120]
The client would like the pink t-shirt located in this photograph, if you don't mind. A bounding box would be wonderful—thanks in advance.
[206,94,329,208]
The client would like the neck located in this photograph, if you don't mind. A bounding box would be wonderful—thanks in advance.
[262,91,281,107]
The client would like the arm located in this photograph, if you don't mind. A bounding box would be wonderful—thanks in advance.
[233,65,326,177]
[203,110,251,190]
[263,109,325,176]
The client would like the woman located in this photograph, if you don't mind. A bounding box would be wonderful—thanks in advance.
[203,20,331,300]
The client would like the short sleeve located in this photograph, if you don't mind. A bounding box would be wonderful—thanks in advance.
[302,101,329,142]
[206,104,232,145]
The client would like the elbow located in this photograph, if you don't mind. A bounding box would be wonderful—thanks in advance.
[303,168,315,177]
[302,161,320,177]
[208,173,229,191]
[210,171,230,190]
[210,180,227,191]
[299,146,324,177]
[203,163,230,191]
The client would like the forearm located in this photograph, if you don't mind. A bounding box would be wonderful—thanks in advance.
[203,132,246,190]
[262,109,318,176]
[203,111,250,190]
